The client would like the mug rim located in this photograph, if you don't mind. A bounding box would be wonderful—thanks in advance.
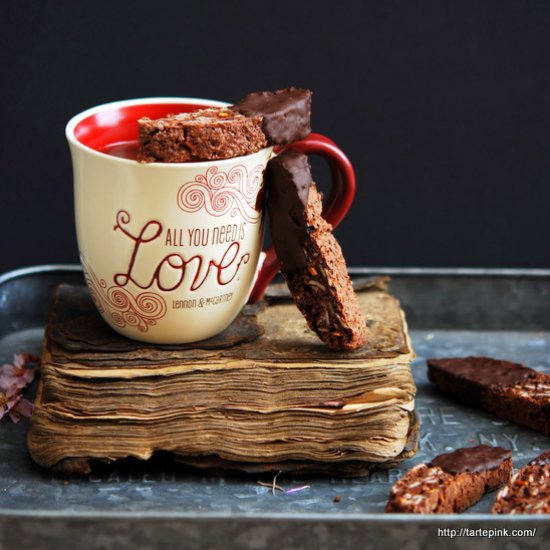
[65,97,273,168]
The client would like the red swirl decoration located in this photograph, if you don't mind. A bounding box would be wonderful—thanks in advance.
[177,164,264,223]
[81,255,167,333]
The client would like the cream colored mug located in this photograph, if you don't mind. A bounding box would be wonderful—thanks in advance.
[66,98,356,344]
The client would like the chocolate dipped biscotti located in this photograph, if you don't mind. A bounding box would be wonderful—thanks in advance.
[266,151,366,350]
[427,356,550,436]
[492,450,550,514]
[386,445,512,513]
[137,87,312,163]
[231,87,312,144]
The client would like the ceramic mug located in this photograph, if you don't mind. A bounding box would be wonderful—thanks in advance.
[66,97,356,344]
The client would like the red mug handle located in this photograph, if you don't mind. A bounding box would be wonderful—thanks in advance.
[248,132,356,303]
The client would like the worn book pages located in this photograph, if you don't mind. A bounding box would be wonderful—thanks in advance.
[28,281,417,476]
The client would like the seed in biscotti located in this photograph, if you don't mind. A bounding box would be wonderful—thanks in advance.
[308,279,326,292]
[423,475,438,483]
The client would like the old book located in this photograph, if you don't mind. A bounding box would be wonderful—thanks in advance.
[28,279,417,477]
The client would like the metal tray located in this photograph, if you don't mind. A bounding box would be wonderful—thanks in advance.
[1,265,549,549]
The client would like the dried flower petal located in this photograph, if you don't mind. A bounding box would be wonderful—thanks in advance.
[0,352,39,423]
[14,397,34,418]
[285,485,311,495]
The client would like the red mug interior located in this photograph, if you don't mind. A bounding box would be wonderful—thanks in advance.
[73,102,213,159]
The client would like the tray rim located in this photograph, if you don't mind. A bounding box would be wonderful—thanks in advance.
[2,263,550,285]
[1,264,549,524]
[1,508,549,523]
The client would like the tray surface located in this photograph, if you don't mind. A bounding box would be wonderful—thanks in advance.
[0,266,549,546]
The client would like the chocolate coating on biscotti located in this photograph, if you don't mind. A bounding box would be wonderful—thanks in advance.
[429,445,512,474]
[428,356,550,436]
[266,151,366,351]
[428,356,533,389]
[137,107,267,163]
[387,446,512,513]
[266,151,312,272]
[492,450,550,514]
[232,87,312,145]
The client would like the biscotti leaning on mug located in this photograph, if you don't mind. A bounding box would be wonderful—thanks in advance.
[266,151,366,351]
[137,87,312,162]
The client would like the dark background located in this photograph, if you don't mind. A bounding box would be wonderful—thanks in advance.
[1,0,549,273]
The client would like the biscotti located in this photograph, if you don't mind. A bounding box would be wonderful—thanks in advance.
[427,356,550,436]
[137,87,312,163]
[231,87,312,144]
[137,107,267,162]
[492,451,550,514]
[386,445,512,513]
[266,151,366,351]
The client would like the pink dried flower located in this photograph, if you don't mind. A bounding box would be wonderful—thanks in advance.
[0,352,39,423]
[8,397,34,423]
[285,485,311,495]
